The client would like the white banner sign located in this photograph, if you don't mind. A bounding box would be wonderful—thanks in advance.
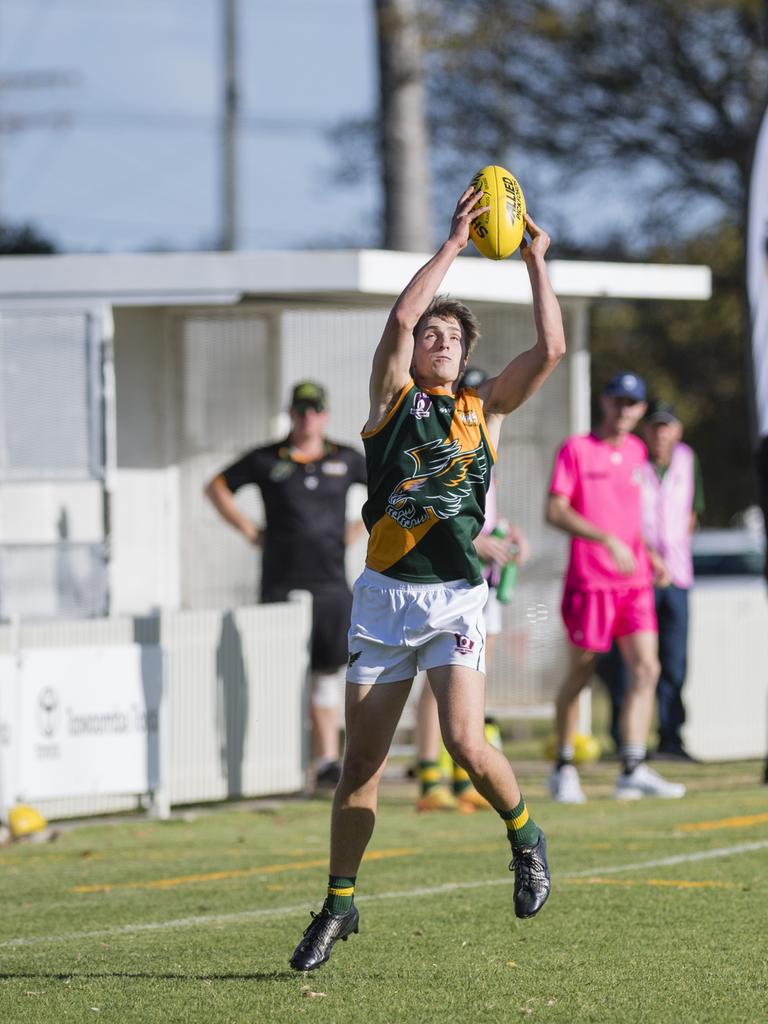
[0,656,17,811]
[2,645,162,803]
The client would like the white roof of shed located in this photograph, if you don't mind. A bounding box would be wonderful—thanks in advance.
[0,248,711,308]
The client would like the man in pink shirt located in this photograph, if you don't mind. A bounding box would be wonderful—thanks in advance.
[546,372,686,802]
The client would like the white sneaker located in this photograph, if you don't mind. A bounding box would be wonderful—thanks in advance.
[614,763,686,800]
[549,764,587,804]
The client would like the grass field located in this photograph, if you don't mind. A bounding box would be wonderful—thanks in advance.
[0,748,766,1024]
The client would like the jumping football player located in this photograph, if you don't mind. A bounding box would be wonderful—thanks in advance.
[290,185,565,971]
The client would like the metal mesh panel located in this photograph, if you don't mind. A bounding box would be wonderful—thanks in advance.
[0,310,107,622]
[175,306,386,610]
[280,307,389,444]
[173,312,273,609]
[446,305,574,709]
[0,543,108,622]
[0,312,100,479]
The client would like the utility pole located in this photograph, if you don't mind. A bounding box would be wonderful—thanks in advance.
[220,0,239,251]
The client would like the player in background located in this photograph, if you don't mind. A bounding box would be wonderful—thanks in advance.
[546,372,686,803]
[290,185,565,972]
[205,381,367,789]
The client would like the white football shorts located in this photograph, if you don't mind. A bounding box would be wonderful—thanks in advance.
[483,586,503,637]
[346,567,487,684]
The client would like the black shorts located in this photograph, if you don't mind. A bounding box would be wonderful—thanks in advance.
[261,582,353,673]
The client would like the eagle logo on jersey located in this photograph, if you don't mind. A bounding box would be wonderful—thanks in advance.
[385,437,487,529]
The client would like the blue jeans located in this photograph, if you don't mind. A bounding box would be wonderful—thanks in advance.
[597,585,689,751]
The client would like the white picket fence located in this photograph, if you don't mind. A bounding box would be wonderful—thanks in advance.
[0,597,311,820]
[685,583,768,761]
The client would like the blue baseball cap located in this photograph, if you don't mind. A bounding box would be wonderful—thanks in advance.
[603,371,647,402]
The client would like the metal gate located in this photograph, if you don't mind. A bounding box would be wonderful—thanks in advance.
[0,309,109,621]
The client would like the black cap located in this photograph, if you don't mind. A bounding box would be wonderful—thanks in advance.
[290,380,327,411]
[646,399,679,424]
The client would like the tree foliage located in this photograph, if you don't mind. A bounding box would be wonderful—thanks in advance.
[416,0,766,522]
[589,221,754,524]
[0,222,56,255]
[346,0,767,521]
[424,0,768,249]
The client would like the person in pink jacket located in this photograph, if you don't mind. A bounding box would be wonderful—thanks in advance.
[600,399,705,761]
[546,373,686,803]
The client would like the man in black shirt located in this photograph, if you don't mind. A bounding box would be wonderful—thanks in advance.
[205,381,367,787]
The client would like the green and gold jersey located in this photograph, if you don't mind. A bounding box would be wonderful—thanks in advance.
[362,379,496,584]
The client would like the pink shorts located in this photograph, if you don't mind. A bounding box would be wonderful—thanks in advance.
[561,587,657,652]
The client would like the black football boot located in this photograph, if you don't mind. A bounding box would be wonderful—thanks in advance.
[509,830,551,918]
[289,904,360,971]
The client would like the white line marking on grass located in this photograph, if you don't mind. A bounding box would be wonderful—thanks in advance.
[561,840,768,878]
[2,838,767,949]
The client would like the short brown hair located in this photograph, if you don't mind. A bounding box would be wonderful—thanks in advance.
[414,296,481,356]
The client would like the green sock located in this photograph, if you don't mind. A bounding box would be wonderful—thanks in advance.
[324,874,356,914]
[452,763,473,796]
[499,797,540,849]
[418,760,443,797]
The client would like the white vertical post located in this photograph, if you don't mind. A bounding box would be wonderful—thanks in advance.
[569,302,594,736]
[148,646,171,820]
[288,590,313,791]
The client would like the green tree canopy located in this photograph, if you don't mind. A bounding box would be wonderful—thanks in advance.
[0,223,56,255]
[589,221,753,524]
[424,0,768,249]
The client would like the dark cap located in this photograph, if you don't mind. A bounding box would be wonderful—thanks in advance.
[459,366,489,390]
[603,371,647,403]
[290,380,327,411]
[646,399,679,424]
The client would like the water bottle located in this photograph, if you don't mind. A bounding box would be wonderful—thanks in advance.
[491,520,518,604]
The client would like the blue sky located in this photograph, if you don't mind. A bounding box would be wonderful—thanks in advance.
[0,0,379,253]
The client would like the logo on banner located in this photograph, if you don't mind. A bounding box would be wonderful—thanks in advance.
[36,687,61,738]
[410,391,432,420]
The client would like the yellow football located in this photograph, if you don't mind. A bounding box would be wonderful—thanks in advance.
[574,733,602,764]
[8,804,48,839]
[468,164,526,260]
[542,733,602,764]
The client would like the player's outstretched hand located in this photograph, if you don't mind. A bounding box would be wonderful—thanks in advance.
[449,186,489,251]
[519,214,550,263]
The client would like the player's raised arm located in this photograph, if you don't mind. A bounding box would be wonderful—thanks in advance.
[480,214,566,435]
[365,187,488,432]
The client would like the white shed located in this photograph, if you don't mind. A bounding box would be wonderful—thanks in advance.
[0,249,711,718]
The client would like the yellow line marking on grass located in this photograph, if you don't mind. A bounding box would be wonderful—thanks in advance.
[5,838,767,950]
[676,812,768,833]
[71,847,421,894]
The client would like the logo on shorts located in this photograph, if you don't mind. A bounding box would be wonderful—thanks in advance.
[410,391,432,420]
[454,633,475,655]
[347,650,362,667]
